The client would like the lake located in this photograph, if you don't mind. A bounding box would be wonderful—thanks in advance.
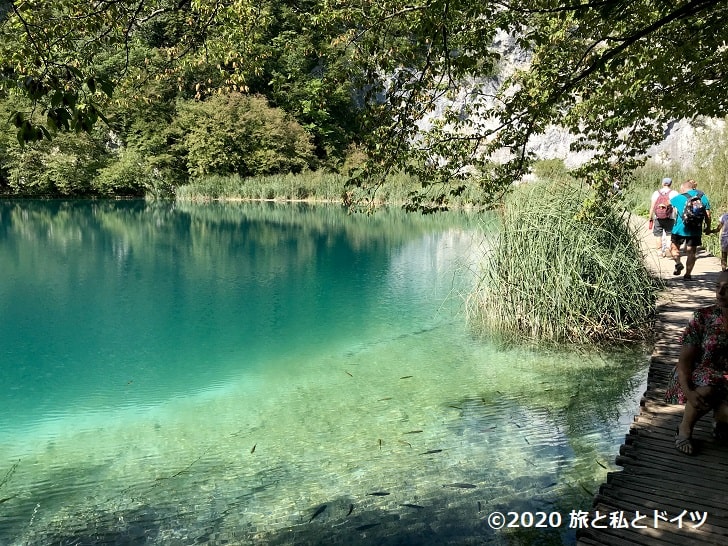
[0,200,648,545]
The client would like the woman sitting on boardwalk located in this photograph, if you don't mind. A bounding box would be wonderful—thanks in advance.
[665,269,728,455]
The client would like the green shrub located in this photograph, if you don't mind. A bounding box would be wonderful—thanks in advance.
[174,93,317,179]
[5,132,105,196]
[467,180,661,345]
[94,150,150,196]
[532,159,573,183]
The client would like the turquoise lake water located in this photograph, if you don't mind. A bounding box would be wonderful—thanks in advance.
[0,200,649,545]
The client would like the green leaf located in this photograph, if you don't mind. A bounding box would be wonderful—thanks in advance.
[98,78,114,98]
[10,111,24,128]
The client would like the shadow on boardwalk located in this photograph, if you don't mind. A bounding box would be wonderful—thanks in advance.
[577,220,728,545]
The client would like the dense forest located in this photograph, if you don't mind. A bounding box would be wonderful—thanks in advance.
[0,0,367,198]
[1,1,727,206]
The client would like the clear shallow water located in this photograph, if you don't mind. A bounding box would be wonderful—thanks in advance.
[0,200,648,545]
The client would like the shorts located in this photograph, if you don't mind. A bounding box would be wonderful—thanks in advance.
[671,233,702,249]
[652,218,674,237]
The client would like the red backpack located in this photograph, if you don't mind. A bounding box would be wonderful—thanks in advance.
[654,190,673,219]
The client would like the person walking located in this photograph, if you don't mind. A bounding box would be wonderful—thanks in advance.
[649,177,677,257]
[669,180,712,280]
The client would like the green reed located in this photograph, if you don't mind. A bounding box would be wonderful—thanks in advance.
[175,171,346,202]
[467,181,661,345]
[175,171,423,204]
[174,170,492,209]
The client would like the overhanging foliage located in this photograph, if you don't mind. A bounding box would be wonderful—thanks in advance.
[1,1,726,205]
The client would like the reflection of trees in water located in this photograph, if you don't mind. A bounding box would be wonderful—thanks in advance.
[0,200,487,283]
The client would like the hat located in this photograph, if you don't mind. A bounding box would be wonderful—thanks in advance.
[662,177,672,186]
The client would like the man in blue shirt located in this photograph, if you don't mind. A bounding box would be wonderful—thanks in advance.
[670,179,712,280]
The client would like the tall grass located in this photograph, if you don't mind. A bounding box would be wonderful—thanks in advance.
[467,181,662,345]
[175,169,491,209]
[175,171,348,202]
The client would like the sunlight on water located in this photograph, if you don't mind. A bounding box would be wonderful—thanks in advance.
[0,201,648,545]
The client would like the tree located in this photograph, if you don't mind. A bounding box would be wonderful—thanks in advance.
[0,0,271,143]
[322,0,728,209]
[172,93,316,178]
[3,1,727,206]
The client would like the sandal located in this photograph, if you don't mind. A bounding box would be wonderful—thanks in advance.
[675,434,694,455]
[673,263,684,275]
[684,274,693,281]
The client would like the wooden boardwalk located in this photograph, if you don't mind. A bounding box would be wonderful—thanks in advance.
[577,221,728,545]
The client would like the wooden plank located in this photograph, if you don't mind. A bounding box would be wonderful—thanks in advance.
[578,527,670,546]
[620,441,728,468]
[579,221,727,546]
[619,438,728,466]
[602,476,728,516]
[596,485,728,526]
[584,499,727,545]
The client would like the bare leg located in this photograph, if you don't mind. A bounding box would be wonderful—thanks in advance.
[677,386,714,454]
[670,239,683,275]
[684,245,698,277]
[670,240,681,261]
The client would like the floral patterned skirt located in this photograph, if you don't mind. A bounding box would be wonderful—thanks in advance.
[664,366,728,405]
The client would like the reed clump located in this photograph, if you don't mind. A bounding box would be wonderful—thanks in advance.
[467,181,662,345]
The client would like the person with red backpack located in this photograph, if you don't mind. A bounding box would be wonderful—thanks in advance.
[649,177,677,257]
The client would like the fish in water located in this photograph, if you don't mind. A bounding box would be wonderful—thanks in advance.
[356,523,381,531]
[477,501,482,512]
[367,491,390,496]
[345,371,353,377]
[378,439,382,450]
[250,444,256,454]
[398,440,412,448]
[404,430,423,434]
[400,503,425,510]
[378,397,392,401]
[443,483,477,489]
[309,504,327,523]
[421,449,442,455]
[347,504,354,516]
[579,483,594,496]
[400,375,413,379]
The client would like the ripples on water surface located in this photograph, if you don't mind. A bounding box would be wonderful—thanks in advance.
[0,201,648,545]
